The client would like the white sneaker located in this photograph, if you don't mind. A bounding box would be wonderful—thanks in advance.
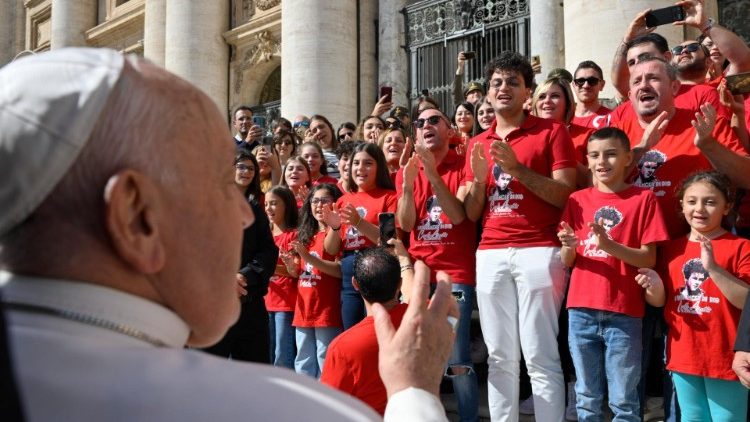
[565,381,578,421]
[519,396,535,415]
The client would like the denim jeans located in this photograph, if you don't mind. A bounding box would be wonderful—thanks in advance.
[443,283,479,422]
[294,326,341,379]
[340,252,365,329]
[268,311,295,370]
[568,308,642,422]
[476,246,567,422]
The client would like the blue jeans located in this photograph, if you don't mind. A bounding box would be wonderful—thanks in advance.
[268,311,295,369]
[445,283,479,422]
[340,252,365,329]
[294,326,341,379]
[568,308,642,422]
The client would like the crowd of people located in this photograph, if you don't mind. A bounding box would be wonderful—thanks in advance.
[3,1,750,421]
[219,2,750,421]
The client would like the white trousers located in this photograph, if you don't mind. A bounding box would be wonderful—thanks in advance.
[476,246,567,422]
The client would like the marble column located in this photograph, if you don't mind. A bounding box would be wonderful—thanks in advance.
[164,0,229,114]
[564,0,686,99]
[378,0,408,109]
[359,0,378,119]
[50,0,97,49]
[144,0,166,66]
[0,0,17,66]
[529,0,565,83]
[281,0,357,126]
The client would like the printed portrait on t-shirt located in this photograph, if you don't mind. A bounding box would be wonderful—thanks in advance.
[424,195,442,226]
[343,206,368,249]
[634,150,667,187]
[582,206,623,258]
[302,252,319,276]
[416,195,453,242]
[679,258,708,300]
[488,164,520,214]
[299,251,321,288]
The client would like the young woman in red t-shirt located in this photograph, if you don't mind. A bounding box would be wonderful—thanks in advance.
[280,156,312,209]
[299,142,338,186]
[641,171,750,420]
[323,142,397,329]
[264,186,299,370]
[287,183,343,378]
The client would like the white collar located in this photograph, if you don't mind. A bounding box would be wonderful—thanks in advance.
[0,272,190,347]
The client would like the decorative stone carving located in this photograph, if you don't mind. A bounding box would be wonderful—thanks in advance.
[719,0,750,45]
[257,0,280,11]
[232,30,281,94]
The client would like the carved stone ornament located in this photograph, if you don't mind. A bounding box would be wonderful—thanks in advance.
[233,31,281,94]
[256,0,281,11]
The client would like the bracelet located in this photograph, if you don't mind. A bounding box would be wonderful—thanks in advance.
[400,265,413,272]
[331,225,341,231]
[701,18,714,35]
[355,218,363,228]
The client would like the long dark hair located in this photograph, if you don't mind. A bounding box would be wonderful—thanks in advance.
[453,101,476,137]
[298,183,342,246]
[266,185,299,230]
[347,142,395,192]
[280,156,313,189]
[300,141,329,176]
[310,114,338,150]
[235,148,261,202]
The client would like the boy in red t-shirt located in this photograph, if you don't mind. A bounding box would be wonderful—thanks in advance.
[559,127,669,420]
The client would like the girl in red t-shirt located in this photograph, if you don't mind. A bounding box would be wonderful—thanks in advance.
[323,142,397,329]
[643,171,750,420]
[288,184,343,378]
[299,142,338,186]
[264,186,299,370]
[280,156,312,209]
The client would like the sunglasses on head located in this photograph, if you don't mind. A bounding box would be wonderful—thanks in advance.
[385,120,402,129]
[413,115,444,129]
[573,76,601,87]
[671,43,701,55]
[293,120,310,128]
[338,132,354,140]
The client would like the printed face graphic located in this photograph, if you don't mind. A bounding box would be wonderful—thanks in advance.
[600,218,616,232]
[429,204,443,222]
[493,165,512,190]
[641,161,658,178]
[687,271,706,291]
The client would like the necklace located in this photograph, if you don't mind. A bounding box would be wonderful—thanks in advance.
[5,302,169,347]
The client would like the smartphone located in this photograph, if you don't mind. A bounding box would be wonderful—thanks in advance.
[380,86,393,103]
[260,135,275,154]
[252,115,267,129]
[378,212,396,247]
[645,5,685,28]
[726,72,750,95]
[531,55,541,74]
[451,291,465,302]
[463,51,476,60]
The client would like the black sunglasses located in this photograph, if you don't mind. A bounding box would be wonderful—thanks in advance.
[414,115,444,129]
[573,77,601,87]
[386,120,403,130]
[671,43,700,55]
[338,132,354,140]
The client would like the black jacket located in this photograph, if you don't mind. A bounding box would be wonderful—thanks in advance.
[237,199,278,301]
[735,296,750,351]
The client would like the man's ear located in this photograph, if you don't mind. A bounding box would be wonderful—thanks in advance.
[671,78,682,97]
[352,277,360,292]
[103,170,165,274]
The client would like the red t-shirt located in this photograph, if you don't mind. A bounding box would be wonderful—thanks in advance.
[561,186,669,317]
[313,175,339,186]
[571,105,612,129]
[608,83,731,124]
[464,115,577,249]
[611,108,746,238]
[320,303,408,415]
[569,123,596,166]
[293,231,342,328]
[337,188,398,251]
[265,229,298,312]
[661,233,750,380]
[395,150,476,284]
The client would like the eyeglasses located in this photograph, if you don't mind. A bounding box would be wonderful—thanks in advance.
[671,43,701,55]
[573,77,601,87]
[235,163,255,172]
[386,120,403,130]
[310,197,334,205]
[338,132,354,140]
[293,120,310,128]
[414,115,445,129]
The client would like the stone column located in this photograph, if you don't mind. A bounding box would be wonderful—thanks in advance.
[164,0,229,114]
[378,0,408,108]
[359,0,378,119]
[0,0,17,66]
[564,0,685,99]
[529,0,565,82]
[144,0,166,66]
[50,0,97,49]
[281,0,357,126]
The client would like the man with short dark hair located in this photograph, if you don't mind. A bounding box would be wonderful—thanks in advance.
[232,105,262,149]
[462,51,576,421]
[321,246,411,415]
[571,60,610,129]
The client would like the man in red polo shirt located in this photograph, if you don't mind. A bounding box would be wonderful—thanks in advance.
[396,107,479,421]
[611,55,750,237]
[320,247,408,415]
[462,51,577,421]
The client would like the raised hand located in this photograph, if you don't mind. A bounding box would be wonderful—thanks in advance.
[489,140,520,176]
[289,240,309,258]
[638,110,669,151]
[635,268,663,290]
[624,8,656,42]
[372,94,393,117]
[415,142,437,176]
[470,142,488,183]
[399,136,414,168]
[557,221,578,248]
[296,185,310,204]
[321,203,341,229]
[698,235,718,272]
[692,103,718,148]
[674,0,707,29]
[339,203,362,226]
[587,218,612,249]
[235,273,248,297]
[402,154,420,188]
